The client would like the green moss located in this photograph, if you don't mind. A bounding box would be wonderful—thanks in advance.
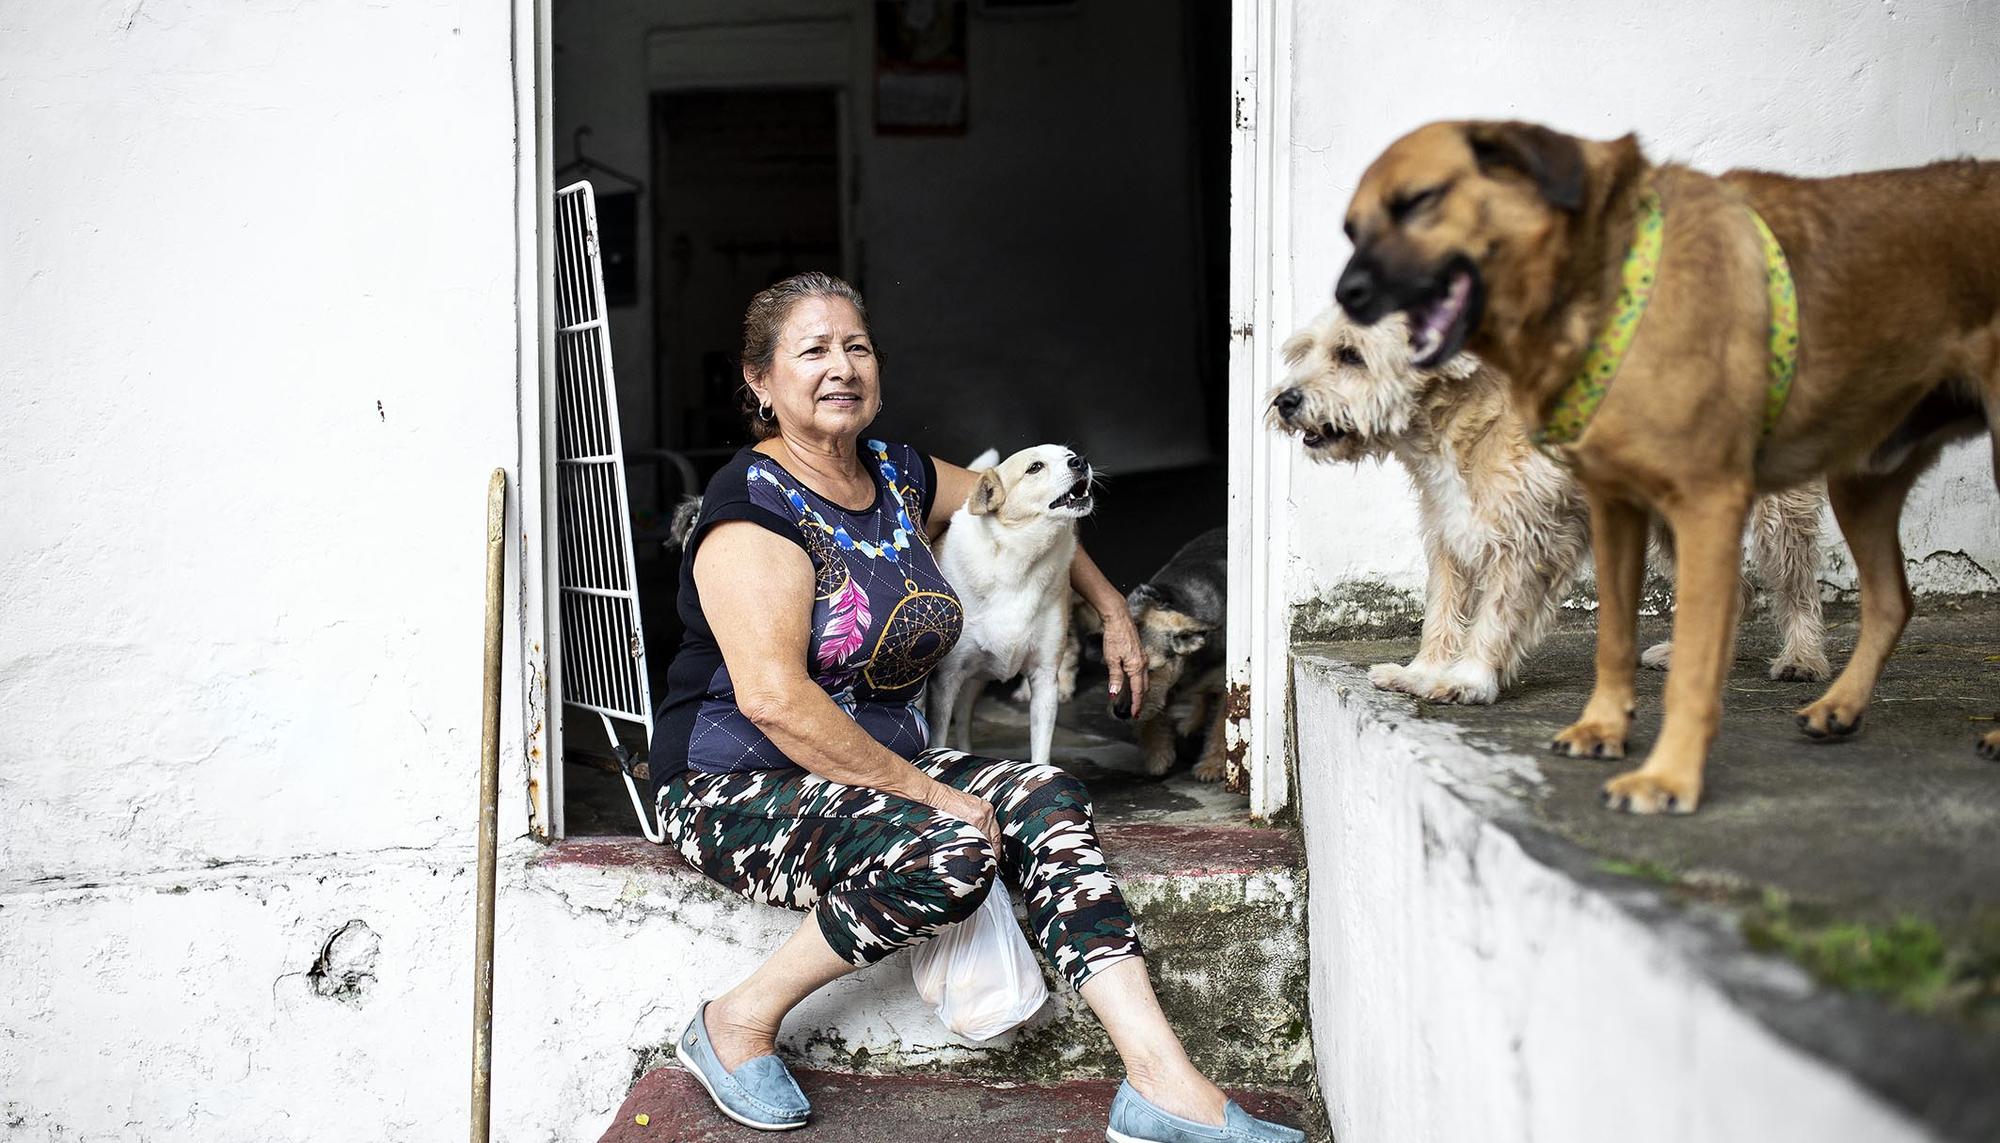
[1597,857,1681,885]
[1741,892,1966,1014]
[1590,866,1998,1027]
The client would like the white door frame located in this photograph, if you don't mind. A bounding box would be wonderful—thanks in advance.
[518,0,558,841]
[1225,0,1295,817]
[522,0,1296,829]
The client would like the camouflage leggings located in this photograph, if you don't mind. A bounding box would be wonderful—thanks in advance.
[657,748,1141,992]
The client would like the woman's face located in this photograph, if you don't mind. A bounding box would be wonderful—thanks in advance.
[748,295,880,444]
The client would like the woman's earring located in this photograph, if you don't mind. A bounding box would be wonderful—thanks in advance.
[758,402,774,422]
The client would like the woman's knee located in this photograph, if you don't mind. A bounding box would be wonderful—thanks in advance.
[1007,765,1093,823]
[906,820,1001,927]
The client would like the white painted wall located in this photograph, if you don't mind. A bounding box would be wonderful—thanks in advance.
[552,0,1219,477]
[1280,0,2000,618]
[0,2,550,1137]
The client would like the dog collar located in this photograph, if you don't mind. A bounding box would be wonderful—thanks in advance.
[1534,188,1664,447]
[1747,206,1800,437]
[1534,190,1799,448]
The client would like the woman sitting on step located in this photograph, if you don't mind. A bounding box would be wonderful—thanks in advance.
[650,272,1301,1143]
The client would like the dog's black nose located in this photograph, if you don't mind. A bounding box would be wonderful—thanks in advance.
[1272,388,1303,418]
[1335,259,1381,322]
[1067,453,1086,472]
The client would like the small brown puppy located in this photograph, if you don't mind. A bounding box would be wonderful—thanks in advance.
[1337,121,2000,813]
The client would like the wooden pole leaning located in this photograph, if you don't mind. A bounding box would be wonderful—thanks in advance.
[471,467,507,1143]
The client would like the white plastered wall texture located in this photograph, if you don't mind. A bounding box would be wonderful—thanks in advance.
[1282,0,2000,617]
[0,2,557,1139]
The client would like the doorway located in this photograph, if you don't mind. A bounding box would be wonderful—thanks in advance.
[652,88,845,454]
[548,0,1239,835]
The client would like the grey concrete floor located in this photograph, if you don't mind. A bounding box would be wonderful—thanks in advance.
[1309,597,2000,943]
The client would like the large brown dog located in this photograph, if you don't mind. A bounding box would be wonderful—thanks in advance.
[1335,120,2000,813]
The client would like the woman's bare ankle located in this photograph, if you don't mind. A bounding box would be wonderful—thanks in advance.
[1125,1062,1228,1127]
[704,995,780,1072]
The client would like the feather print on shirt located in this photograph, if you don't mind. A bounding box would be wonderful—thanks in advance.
[816,574,872,672]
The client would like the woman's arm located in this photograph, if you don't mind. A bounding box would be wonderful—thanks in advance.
[1071,544,1147,712]
[924,457,981,542]
[693,521,999,845]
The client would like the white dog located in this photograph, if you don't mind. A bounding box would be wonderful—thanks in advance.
[928,445,1096,766]
[1269,306,1829,705]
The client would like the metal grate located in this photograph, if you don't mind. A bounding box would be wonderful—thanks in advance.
[553,181,659,841]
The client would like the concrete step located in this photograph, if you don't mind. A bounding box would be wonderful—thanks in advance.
[1292,614,2000,1143]
[597,1066,1323,1142]
[533,822,1310,1089]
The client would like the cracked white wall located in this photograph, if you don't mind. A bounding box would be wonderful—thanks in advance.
[1281,0,2000,613]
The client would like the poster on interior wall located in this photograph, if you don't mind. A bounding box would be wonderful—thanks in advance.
[875,0,968,135]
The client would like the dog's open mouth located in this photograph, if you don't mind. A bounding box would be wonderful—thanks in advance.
[1049,477,1094,512]
[1404,261,1482,369]
[1299,425,1351,449]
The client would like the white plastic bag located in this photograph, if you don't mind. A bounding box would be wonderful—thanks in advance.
[910,881,1049,1041]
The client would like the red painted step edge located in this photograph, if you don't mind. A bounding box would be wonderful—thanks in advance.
[599,1067,1314,1143]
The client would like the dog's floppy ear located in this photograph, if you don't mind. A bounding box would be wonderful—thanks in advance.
[1169,627,1209,656]
[1464,121,1585,212]
[968,468,1006,516]
[1280,329,1316,368]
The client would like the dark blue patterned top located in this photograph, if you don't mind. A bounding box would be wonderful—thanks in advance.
[652,440,964,787]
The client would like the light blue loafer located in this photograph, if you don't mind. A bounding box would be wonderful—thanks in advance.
[674,1001,810,1131]
[1106,1080,1304,1143]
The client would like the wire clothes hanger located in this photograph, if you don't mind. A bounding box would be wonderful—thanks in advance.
[556,126,645,192]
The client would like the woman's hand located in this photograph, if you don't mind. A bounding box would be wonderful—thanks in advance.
[922,782,1003,851]
[1101,608,1149,715]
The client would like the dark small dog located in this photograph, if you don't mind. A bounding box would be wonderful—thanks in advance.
[1112,528,1229,780]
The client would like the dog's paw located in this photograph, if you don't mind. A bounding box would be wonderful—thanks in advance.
[1140,747,1178,778]
[1795,694,1866,739]
[1979,730,2000,761]
[1419,664,1500,705]
[1768,650,1830,683]
[1639,641,1673,671]
[1008,679,1032,705]
[1368,663,1427,695]
[1599,767,1699,815]
[1192,755,1227,783]
[1550,718,1627,760]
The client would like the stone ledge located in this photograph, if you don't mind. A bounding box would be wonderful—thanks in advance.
[533,823,1311,1087]
[598,1066,1324,1142]
[1292,633,2000,1143]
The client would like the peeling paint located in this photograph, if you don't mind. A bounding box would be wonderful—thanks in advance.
[1222,682,1253,795]
[1288,580,1425,642]
[305,919,380,1006]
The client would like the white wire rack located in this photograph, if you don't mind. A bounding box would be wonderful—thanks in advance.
[553,181,659,842]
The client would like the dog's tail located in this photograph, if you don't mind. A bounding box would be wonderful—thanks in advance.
[665,494,704,552]
[967,448,1001,471]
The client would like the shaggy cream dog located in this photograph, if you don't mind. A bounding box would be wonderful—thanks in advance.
[1270,307,1829,705]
